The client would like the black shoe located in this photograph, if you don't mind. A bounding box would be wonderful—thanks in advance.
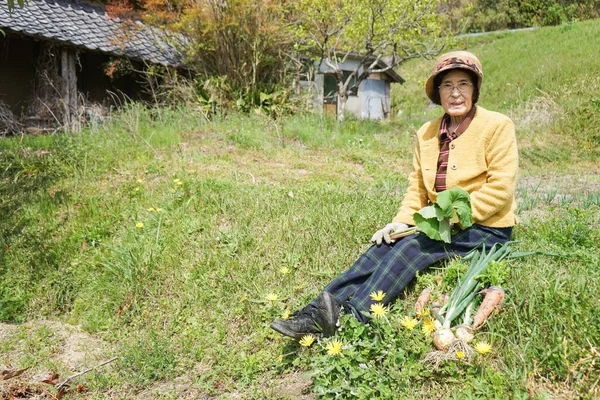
[270,311,319,340]
[313,291,339,338]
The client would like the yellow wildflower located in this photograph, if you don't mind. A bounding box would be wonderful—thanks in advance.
[369,290,386,302]
[416,307,431,318]
[326,339,343,356]
[456,351,465,360]
[147,207,155,212]
[156,208,163,213]
[137,179,143,183]
[422,317,436,336]
[279,267,290,275]
[136,222,144,229]
[134,187,140,192]
[282,310,290,320]
[370,303,387,319]
[266,293,278,302]
[299,335,315,347]
[240,295,247,302]
[400,316,419,330]
[474,341,493,355]
[171,189,177,193]
[277,355,283,362]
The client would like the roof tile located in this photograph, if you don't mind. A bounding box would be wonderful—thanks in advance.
[0,0,181,66]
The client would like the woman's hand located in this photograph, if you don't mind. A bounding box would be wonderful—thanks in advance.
[370,222,409,245]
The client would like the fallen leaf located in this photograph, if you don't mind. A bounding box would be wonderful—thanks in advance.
[56,386,68,399]
[40,371,59,385]
[1,366,31,380]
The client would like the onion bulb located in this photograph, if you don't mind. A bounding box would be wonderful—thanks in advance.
[433,328,455,350]
[455,325,474,343]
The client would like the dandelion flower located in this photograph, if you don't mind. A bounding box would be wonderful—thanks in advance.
[277,355,283,362]
[474,341,492,355]
[147,207,155,212]
[176,181,183,186]
[422,317,436,336]
[416,307,430,318]
[240,295,247,302]
[279,267,290,275]
[369,290,386,302]
[456,351,465,360]
[136,222,144,229]
[326,339,343,356]
[137,179,143,183]
[299,335,315,347]
[400,316,419,330]
[282,310,290,320]
[370,303,387,319]
[156,208,163,212]
[266,293,278,302]
[173,178,181,184]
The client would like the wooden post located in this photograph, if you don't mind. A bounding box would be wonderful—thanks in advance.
[61,47,78,131]
[61,48,70,128]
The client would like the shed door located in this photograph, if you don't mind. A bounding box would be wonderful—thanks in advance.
[362,79,386,120]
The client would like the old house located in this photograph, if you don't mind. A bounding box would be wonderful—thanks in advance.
[301,55,405,120]
[0,0,181,133]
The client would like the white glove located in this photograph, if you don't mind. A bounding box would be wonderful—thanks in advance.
[370,222,409,245]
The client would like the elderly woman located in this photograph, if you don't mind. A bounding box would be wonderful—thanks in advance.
[271,51,518,339]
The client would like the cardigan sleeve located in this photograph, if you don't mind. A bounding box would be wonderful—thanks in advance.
[392,134,430,225]
[469,117,518,223]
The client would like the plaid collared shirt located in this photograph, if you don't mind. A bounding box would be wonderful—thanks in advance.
[435,106,477,192]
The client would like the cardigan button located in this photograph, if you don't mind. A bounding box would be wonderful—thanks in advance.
[451,164,457,170]
[450,143,455,149]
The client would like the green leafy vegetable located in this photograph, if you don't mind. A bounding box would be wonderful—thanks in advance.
[414,188,473,243]
[476,260,511,287]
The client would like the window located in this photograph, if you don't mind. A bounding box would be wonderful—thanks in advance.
[323,71,357,103]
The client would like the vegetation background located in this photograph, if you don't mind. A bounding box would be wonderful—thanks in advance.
[1,7,600,400]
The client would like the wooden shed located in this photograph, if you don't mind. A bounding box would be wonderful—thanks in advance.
[0,0,181,133]
[300,54,405,120]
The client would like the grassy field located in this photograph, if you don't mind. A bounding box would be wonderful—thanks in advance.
[1,20,599,399]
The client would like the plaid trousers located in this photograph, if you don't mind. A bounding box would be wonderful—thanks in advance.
[310,224,512,323]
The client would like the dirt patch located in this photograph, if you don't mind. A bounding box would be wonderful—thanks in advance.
[0,320,115,399]
[224,371,315,400]
[273,371,315,399]
[517,172,600,223]
[518,173,600,195]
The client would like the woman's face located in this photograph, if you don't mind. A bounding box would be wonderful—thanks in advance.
[438,70,474,118]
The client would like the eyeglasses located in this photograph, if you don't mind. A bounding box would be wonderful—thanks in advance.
[439,81,473,94]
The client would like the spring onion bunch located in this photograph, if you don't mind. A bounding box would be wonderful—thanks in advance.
[432,242,513,350]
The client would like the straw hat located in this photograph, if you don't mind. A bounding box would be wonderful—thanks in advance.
[425,51,483,104]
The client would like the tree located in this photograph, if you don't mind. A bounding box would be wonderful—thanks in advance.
[291,0,445,122]
[5,0,25,12]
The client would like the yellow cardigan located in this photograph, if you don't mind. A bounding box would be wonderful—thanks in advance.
[393,106,518,228]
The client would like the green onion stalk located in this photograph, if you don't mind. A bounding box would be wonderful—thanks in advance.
[432,242,513,350]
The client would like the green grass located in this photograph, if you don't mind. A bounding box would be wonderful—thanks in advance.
[1,20,600,399]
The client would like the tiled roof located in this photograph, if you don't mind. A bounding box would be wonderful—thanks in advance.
[0,0,181,66]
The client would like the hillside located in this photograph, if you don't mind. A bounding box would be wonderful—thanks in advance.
[1,21,599,399]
